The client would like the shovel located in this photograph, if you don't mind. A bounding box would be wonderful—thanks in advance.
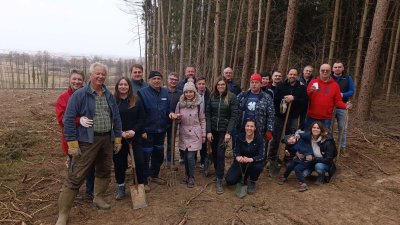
[236,163,249,198]
[128,142,148,209]
[269,102,292,177]
[167,120,177,187]
[203,142,213,177]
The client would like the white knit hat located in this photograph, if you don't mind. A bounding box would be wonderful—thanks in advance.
[183,81,197,92]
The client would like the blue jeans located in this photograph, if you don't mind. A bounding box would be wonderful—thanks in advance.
[183,150,197,177]
[303,162,330,177]
[335,108,348,150]
[283,159,311,183]
[304,117,332,131]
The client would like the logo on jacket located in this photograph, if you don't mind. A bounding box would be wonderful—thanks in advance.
[247,102,256,111]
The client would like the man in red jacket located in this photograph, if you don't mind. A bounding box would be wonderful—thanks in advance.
[305,64,352,130]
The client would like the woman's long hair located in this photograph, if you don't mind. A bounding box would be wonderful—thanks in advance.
[309,121,328,139]
[114,77,137,108]
[211,76,232,104]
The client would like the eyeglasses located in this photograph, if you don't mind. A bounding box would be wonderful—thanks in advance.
[169,78,178,81]
[320,69,330,73]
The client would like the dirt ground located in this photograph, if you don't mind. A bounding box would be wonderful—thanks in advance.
[0,89,399,225]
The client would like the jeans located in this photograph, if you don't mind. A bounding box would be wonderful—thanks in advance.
[335,108,348,150]
[303,162,330,177]
[304,117,332,131]
[183,150,197,177]
[142,132,166,179]
[211,131,227,179]
[166,124,178,163]
[283,159,311,183]
[225,161,264,185]
[268,116,298,161]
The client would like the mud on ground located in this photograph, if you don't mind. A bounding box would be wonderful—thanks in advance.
[0,89,399,225]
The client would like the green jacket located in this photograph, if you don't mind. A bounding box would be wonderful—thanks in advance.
[206,93,238,133]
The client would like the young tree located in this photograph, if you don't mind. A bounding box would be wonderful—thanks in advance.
[357,0,390,120]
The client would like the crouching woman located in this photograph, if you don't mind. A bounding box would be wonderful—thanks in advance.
[225,119,265,194]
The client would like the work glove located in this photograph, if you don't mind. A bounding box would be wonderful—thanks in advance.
[114,137,122,154]
[264,131,273,141]
[67,141,81,157]
[80,116,93,128]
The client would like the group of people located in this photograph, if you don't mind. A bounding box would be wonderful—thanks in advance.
[54,61,354,225]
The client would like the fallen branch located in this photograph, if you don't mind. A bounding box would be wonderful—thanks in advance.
[0,184,20,202]
[235,214,248,225]
[352,149,391,175]
[0,202,32,220]
[338,162,361,176]
[177,213,187,225]
[186,181,213,206]
[31,203,52,216]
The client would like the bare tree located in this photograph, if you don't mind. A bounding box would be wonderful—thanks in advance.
[221,0,232,70]
[240,0,254,90]
[188,0,195,65]
[383,4,399,90]
[260,0,271,73]
[195,0,205,74]
[253,0,263,73]
[354,0,370,92]
[212,0,221,83]
[179,0,188,79]
[232,0,245,76]
[386,8,400,102]
[328,0,340,65]
[203,0,212,79]
[357,0,389,120]
[278,0,298,75]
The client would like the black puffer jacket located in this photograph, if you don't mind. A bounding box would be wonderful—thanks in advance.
[273,80,307,119]
[314,136,337,166]
[206,92,238,133]
[233,132,266,163]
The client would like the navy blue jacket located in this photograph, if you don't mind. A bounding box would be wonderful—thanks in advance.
[331,73,354,103]
[233,132,266,163]
[138,86,171,133]
[63,83,122,143]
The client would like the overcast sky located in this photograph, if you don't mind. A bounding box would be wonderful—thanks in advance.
[0,0,143,58]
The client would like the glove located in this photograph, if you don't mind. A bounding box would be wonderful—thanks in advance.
[265,131,273,141]
[67,141,81,157]
[80,116,93,128]
[114,137,122,154]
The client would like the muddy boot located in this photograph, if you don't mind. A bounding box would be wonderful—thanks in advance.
[315,174,325,185]
[216,178,224,194]
[115,184,125,200]
[247,180,256,194]
[93,178,111,210]
[55,188,78,225]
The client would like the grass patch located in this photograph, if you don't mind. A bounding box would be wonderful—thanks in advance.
[0,129,39,161]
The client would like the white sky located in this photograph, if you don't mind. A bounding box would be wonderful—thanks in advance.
[0,0,143,58]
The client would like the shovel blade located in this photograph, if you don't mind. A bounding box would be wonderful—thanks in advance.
[236,183,248,198]
[269,161,281,178]
[130,184,148,209]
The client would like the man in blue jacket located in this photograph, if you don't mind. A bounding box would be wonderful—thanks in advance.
[138,71,178,186]
[56,62,122,225]
[130,64,148,94]
[332,61,354,157]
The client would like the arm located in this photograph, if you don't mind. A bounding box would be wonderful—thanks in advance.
[265,94,275,132]
[111,98,122,138]
[133,99,145,135]
[342,76,355,98]
[334,85,347,109]
[199,102,206,139]
[56,94,67,127]
[252,136,266,162]
[314,139,336,164]
[63,94,79,141]
[226,95,238,134]
[205,96,212,133]
[307,80,317,97]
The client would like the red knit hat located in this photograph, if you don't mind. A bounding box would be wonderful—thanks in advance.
[250,73,262,82]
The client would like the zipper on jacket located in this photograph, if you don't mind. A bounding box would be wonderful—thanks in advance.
[216,94,222,131]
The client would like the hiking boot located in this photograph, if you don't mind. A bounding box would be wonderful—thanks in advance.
[298,183,308,192]
[55,188,77,225]
[85,191,94,200]
[277,177,288,185]
[315,175,325,185]
[181,177,188,185]
[75,192,83,201]
[216,178,224,194]
[179,158,185,165]
[187,177,195,188]
[213,176,217,182]
[199,164,204,169]
[115,184,125,200]
[247,180,256,194]
[144,184,151,193]
[151,177,167,185]
[93,178,111,210]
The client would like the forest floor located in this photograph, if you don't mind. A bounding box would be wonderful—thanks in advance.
[0,89,399,225]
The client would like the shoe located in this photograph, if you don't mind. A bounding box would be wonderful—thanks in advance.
[93,178,111,210]
[216,178,224,194]
[144,184,151,193]
[199,164,204,169]
[181,177,188,184]
[315,175,325,185]
[213,176,217,182]
[115,185,125,200]
[151,177,167,185]
[75,192,83,201]
[298,183,308,192]
[187,177,195,188]
[247,180,256,194]
[85,191,94,200]
[277,177,288,185]
[55,188,77,225]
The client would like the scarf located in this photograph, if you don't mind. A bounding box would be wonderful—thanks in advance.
[311,136,323,157]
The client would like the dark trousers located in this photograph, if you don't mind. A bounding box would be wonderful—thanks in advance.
[283,159,310,183]
[183,150,197,177]
[211,131,227,179]
[113,137,145,184]
[268,116,298,161]
[225,161,264,185]
[68,155,95,194]
[65,135,112,190]
[142,132,166,179]
[199,142,207,165]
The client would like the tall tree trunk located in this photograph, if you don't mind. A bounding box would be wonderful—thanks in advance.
[383,4,399,90]
[230,0,244,68]
[253,0,263,73]
[278,0,298,75]
[328,0,340,65]
[354,0,369,92]
[188,0,195,65]
[166,0,172,72]
[386,9,400,102]
[357,0,389,120]
[202,0,212,79]
[160,0,167,78]
[156,0,161,71]
[212,0,221,83]
[195,0,205,73]
[240,0,254,90]
[179,0,188,79]
[321,17,330,64]
[152,0,157,70]
[221,0,232,70]
[144,2,148,75]
[260,0,271,73]
[232,0,245,77]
